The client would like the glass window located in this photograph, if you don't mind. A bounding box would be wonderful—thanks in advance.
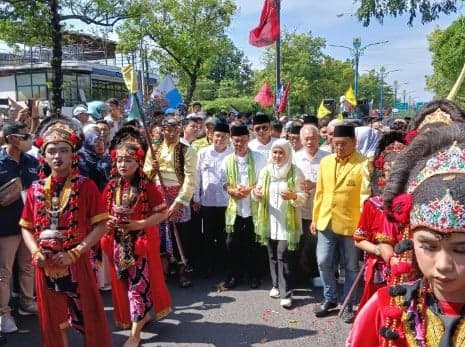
[31,73,46,85]
[17,86,32,100]
[16,74,31,86]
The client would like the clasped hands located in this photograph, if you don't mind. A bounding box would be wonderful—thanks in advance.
[228,185,254,200]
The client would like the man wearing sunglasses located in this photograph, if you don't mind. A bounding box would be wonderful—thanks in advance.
[248,113,277,158]
[0,121,38,335]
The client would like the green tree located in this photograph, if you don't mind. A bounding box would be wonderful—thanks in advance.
[257,31,327,114]
[358,70,394,110]
[355,0,460,26]
[426,17,465,104]
[117,0,237,106]
[193,36,252,100]
[0,0,131,114]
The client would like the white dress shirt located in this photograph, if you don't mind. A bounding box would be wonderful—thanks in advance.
[293,149,330,220]
[194,144,233,207]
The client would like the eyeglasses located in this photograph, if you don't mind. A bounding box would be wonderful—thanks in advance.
[10,133,32,141]
[254,126,269,132]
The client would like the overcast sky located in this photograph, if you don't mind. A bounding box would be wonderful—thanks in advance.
[228,0,463,103]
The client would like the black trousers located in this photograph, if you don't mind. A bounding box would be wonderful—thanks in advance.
[200,206,227,272]
[225,216,261,280]
[267,239,296,298]
[298,219,319,279]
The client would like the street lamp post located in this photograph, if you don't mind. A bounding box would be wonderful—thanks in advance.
[378,66,399,115]
[393,80,408,107]
[329,38,389,101]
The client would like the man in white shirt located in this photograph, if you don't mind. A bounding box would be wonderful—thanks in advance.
[193,122,233,276]
[222,122,266,289]
[104,98,123,140]
[248,113,277,158]
[294,125,330,284]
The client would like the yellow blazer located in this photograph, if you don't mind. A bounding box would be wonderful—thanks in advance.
[312,151,370,236]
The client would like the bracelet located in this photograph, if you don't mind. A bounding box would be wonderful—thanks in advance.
[31,249,41,260]
[67,250,77,263]
[68,248,81,261]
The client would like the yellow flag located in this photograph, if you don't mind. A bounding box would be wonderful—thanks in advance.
[121,64,138,94]
[344,85,357,106]
[317,100,331,119]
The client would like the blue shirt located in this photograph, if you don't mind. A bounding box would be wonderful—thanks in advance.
[0,147,38,236]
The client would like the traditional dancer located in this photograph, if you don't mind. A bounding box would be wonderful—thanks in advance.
[353,131,406,311]
[102,126,171,347]
[349,123,465,346]
[19,119,110,347]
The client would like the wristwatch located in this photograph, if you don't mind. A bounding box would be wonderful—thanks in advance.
[374,244,381,257]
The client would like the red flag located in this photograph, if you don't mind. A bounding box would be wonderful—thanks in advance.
[249,0,280,48]
[277,82,290,113]
[254,82,275,107]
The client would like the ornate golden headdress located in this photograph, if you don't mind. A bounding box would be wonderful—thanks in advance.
[36,122,79,150]
[111,133,145,161]
[417,108,452,130]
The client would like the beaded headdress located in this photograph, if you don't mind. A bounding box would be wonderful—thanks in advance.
[417,107,452,130]
[382,141,465,345]
[110,129,146,163]
[36,122,79,150]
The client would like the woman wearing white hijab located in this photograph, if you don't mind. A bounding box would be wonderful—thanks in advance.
[252,139,307,308]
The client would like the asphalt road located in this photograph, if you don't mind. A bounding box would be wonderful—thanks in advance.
[6,275,351,347]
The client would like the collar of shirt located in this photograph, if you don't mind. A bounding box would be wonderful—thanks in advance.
[335,151,355,164]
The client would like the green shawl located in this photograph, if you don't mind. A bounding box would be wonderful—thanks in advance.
[225,151,257,233]
[255,164,301,251]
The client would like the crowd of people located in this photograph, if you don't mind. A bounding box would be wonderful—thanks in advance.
[1,97,465,346]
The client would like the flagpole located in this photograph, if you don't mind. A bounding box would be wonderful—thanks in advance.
[275,0,281,118]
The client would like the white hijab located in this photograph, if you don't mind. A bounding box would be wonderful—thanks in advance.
[268,138,293,179]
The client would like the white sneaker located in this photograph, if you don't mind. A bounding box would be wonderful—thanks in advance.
[269,287,280,298]
[280,298,292,308]
[18,301,38,316]
[0,313,18,333]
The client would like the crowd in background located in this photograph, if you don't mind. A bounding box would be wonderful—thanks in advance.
[1,97,464,346]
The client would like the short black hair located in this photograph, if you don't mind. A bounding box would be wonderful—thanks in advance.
[3,121,27,143]
[271,120,283,132]
[106,98,120,106]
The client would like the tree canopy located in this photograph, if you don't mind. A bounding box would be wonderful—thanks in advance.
[116,0,237,106]
[426,16,465,104]
[355,0,460,26]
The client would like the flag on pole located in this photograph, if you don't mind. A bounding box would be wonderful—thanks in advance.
[276,81,290,113]
[121,64,144,121]
[344,85,357,106]
[254,82,275,108]
[151,76,183,111]
[249,0,280,48]
[230,105,240,116]
[317,100,332,119]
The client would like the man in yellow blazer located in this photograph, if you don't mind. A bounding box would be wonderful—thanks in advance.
[310,124,370,323]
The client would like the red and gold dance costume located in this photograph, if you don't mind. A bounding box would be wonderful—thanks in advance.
[353,196,398,310]
[19,122,110,347]
[353,141,405,311]
[348,142,465,347]
[101,136,171,329]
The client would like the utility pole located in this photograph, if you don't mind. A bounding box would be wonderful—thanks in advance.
[275,0,281,116]
[378,66,399,116]
[329,38,388,101]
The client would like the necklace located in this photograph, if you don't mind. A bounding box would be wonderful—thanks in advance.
[34,173,82,250]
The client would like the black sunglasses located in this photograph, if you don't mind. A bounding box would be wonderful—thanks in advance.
[11,133,32,140]
[254,125,269,132]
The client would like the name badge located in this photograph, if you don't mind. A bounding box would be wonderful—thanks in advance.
[347,179,356,187]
